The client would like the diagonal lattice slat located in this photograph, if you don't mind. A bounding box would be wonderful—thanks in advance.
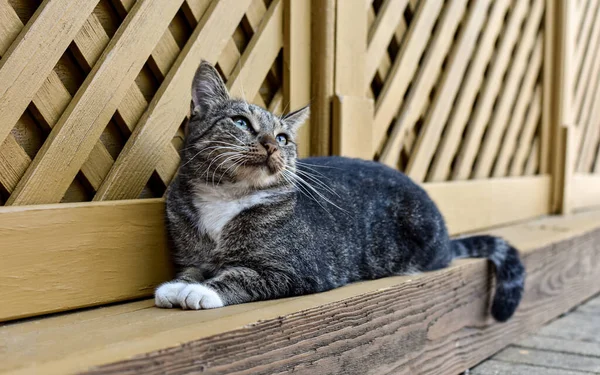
[6,0,185,205]
[93,0,255,201]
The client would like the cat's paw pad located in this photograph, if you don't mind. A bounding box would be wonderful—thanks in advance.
[155,282,187,308]
[177,284,224,310]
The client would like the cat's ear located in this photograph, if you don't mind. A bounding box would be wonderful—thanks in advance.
[282,105,310,132]
[191,60,229,112]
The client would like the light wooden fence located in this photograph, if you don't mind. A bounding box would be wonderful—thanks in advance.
[0,0,598,322]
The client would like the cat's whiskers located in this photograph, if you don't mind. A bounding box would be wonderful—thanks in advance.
[283,167,349,215]
[216,156,246,185]
[212,153,245,186]
[294,169,340,198]
[281,169,333,215]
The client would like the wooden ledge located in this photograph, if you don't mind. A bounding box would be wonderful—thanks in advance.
[2,210,600,375]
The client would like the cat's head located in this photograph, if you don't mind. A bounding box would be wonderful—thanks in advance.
[180,61,309,189]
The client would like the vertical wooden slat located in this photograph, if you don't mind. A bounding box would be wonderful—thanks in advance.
[310,0,336,156]
[284,0,311,157]
[540,0,555,174]
[332,0,373,158]
[552,0,577,213]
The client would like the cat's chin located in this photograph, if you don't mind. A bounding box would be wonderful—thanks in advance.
[234,165,284,189]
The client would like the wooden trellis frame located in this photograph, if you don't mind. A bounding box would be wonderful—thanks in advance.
[0,0,598,326]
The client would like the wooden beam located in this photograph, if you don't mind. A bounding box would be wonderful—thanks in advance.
[572,174,600,210]
[0,199,172,322]
[2,211,600,375]
[0,176,551,322]
[283,0,311,157]
[310,0,335,156]
[424,175,552,235]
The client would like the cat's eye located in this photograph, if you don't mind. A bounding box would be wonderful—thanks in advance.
[275,134,288,146]
[231,116,252,132]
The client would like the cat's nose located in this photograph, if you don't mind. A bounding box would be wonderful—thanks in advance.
[259,135,279,156]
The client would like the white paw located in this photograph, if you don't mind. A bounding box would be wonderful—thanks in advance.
[177,284,224,310]
[155,281,187,308]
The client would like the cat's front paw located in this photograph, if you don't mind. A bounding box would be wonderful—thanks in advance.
[178,284,224,310]
[155,281,187,308]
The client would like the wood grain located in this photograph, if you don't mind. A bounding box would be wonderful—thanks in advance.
[2,212,597,375]
[0,199,171,322]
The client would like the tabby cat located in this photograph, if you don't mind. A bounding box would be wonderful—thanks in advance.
[155,61,525,322]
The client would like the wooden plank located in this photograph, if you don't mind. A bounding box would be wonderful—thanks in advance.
[510,88,542,176]
[472,360,595,375]
[365,0,409,83]
[424,175,551,235]
[492,37,544,177]
[516,335,600,357]
[372,0,444,151]
[332,95,374,159]
[452,0,529,180]
[572,174,600,210]
[92,0,253,201]
[284,0,311,157]
[404,0,491,181]
[427,0,511,181]
[493,347,600,373]
[5,0,184,205]
[310,0,335,156]
[0,0,99,147]
[2,211,600,375]
[0,199,171,322]
[379,0,469,169]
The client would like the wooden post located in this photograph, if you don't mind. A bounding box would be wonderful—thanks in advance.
[551,0,575,214]
[284,0,311,157]
[310,0,335,156]
[332,0,374,159]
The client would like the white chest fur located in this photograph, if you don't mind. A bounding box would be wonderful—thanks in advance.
[193,190,274,242]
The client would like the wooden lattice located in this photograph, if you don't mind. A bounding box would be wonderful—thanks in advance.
[367,0,546,182]
[0,0,310,206]
[570,0,600,174]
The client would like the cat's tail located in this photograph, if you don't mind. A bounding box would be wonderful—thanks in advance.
[451,235,525,322]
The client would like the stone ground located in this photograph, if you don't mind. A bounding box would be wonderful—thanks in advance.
[469,293,600,374]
